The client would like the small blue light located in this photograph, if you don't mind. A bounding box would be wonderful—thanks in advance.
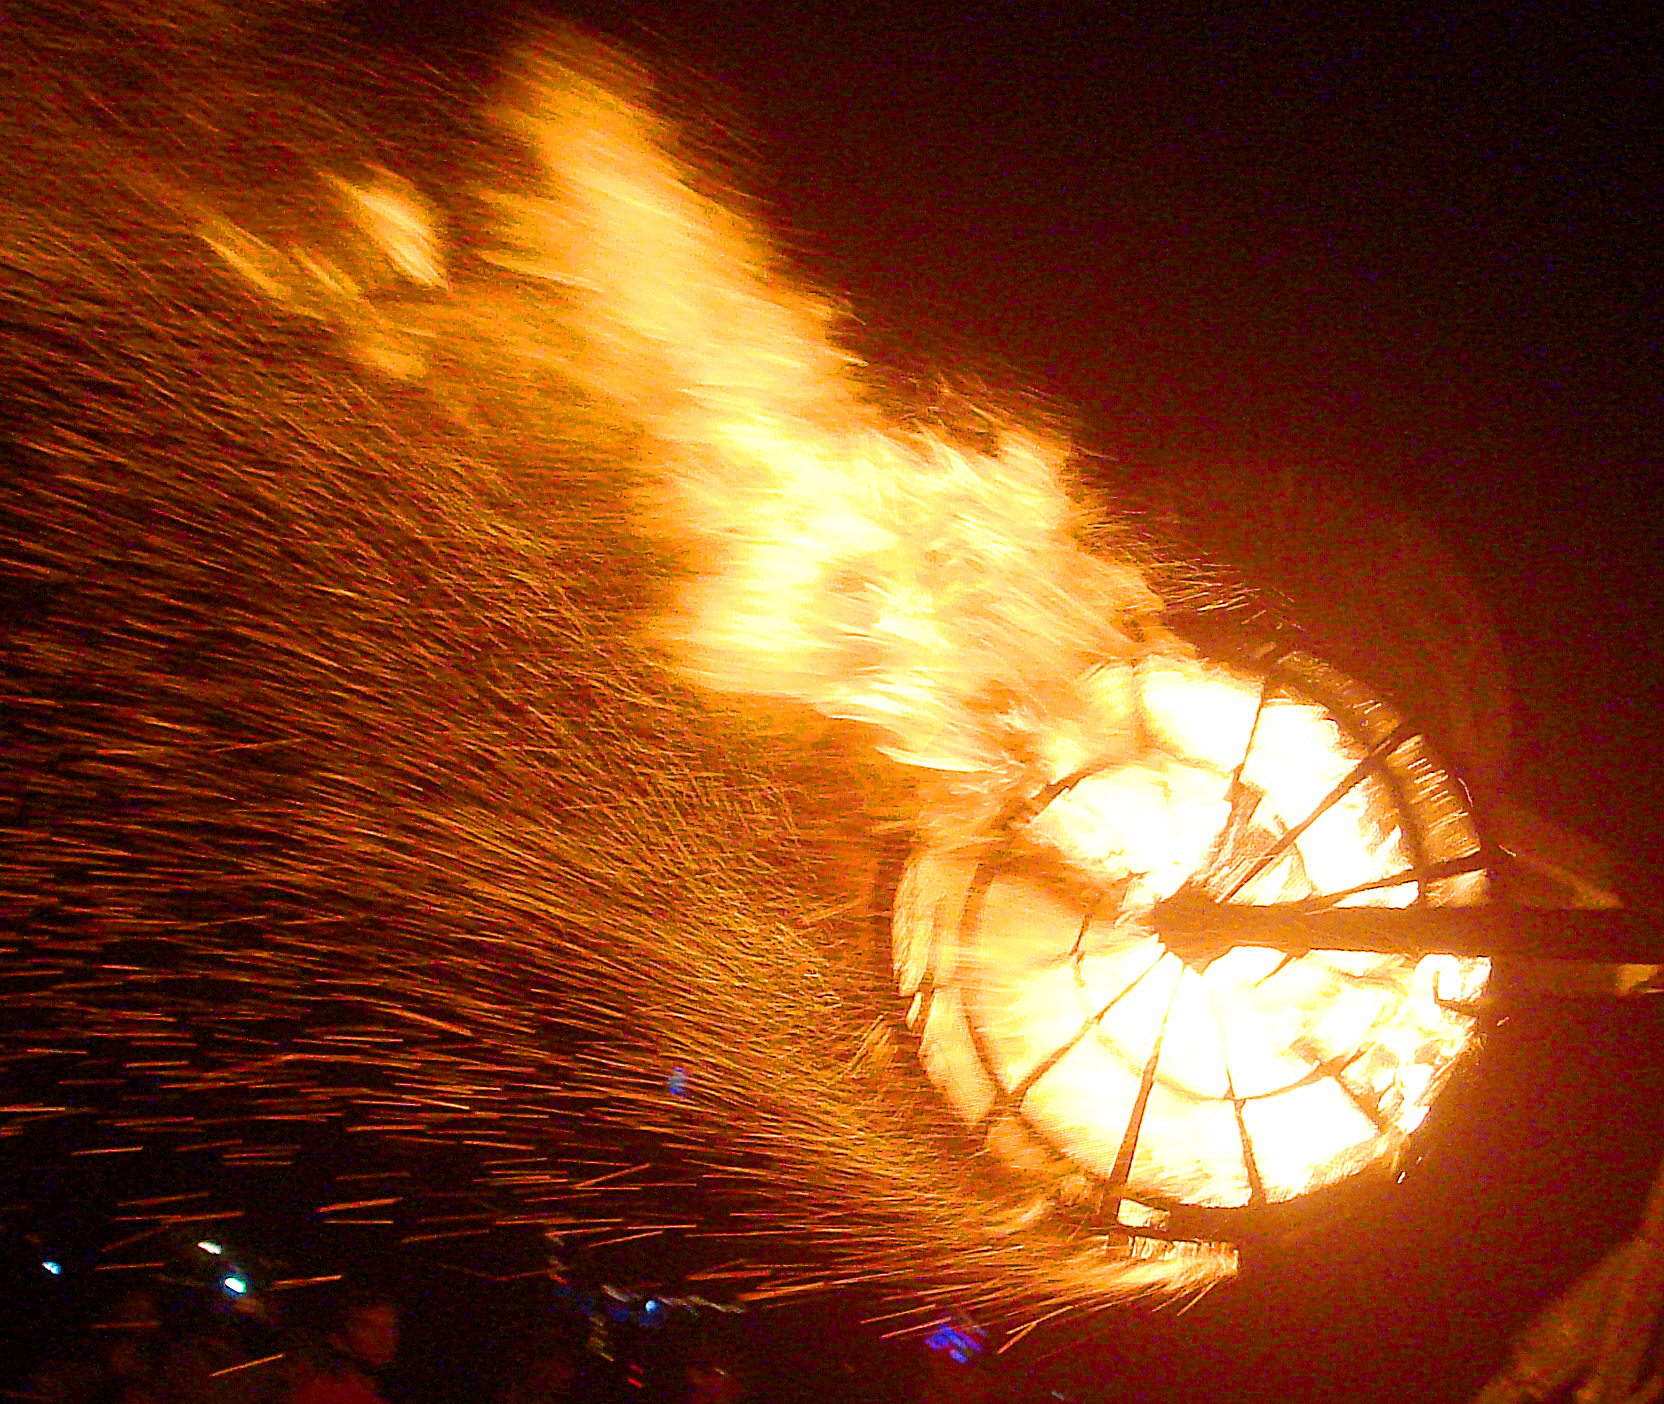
[644,1298,660,1314]
[222,1274,248,1295]
[925,1318,984,1361]
[42,1260,62,1276]
[667,1067,689,1097]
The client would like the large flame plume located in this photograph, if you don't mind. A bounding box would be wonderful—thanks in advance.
[225,38,1165,830]
[470,44,1487,1235]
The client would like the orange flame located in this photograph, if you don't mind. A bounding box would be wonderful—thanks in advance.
[192,33,1488,1289]
[482,45,1162,829]
[895,656,1488,1213]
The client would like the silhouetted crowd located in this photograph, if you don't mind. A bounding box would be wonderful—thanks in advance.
[20,1270,1044,1404]
[24,1282,608,1404]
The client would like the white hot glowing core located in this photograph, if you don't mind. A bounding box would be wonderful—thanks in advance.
[894,654,1489,1211]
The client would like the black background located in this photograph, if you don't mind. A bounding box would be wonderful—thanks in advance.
[10,3,1664,1400]
[559,1,1661,876]
[542,4,1663,1398]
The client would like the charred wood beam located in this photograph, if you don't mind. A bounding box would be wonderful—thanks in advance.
[1150,893,1664,965]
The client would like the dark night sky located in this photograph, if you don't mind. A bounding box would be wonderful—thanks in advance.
[8,5,1662,1400]
[565,1,1662,881]
[540,5,1664,1399]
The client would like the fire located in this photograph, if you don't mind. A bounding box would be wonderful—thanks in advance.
[194,41,1165,832]
[894,651,1489,1222]
[485,71,1494,1223]
[182,30,1492,1294]
[431,42,1495,1251]
[479,43,1163,832]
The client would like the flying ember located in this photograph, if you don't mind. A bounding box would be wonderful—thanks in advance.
[0,5,1497,1324]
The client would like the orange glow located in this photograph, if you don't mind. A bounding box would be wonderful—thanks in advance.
[473,49,1491,1243]
[475,47,1166,837]
[193,35,1488,1290]
[895,655,1488,1216]
[201,41,1158,826]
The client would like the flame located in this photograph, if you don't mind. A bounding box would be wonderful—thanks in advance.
[197,38,1160,825]
[360,37,1487,1233]
[479,44,1163,829]
[191,32,1487,1283]
[895,654,1488,1213]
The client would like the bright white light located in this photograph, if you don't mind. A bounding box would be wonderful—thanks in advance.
[895,652,1490,1220]
[222,1274,248,1295]
[197,1240,224,1255]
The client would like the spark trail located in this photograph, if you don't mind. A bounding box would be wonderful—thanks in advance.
[0,5,1231,1320]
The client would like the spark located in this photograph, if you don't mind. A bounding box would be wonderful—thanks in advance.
[0,5,1482,1336]
[209,1353,288,1379]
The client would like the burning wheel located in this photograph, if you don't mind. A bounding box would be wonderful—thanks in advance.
[890,636,1494,1242]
